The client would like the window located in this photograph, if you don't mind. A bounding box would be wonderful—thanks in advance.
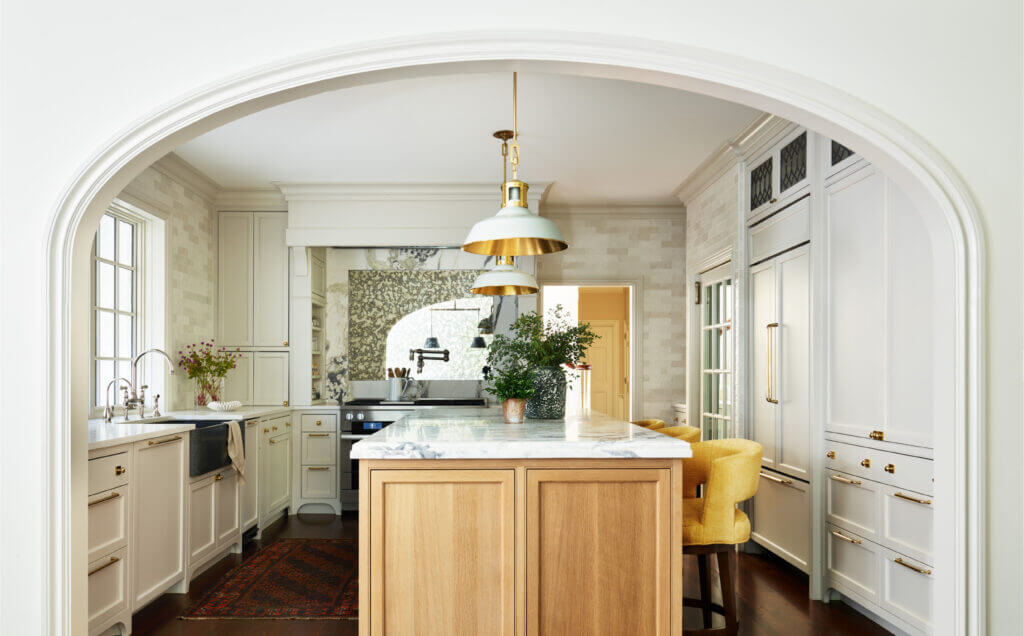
[698,264,734,440]
[92,210,140,409]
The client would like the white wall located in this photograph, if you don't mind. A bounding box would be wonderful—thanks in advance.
[0,4,1020,633]
[538,208,686,422]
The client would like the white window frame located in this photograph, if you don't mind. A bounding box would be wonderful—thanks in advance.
[90,199,166,417]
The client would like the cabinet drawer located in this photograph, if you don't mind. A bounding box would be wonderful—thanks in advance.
[881,548,933,633]
[881,484,933,565]
[88,452,129,496]
[302,413,337,432]
[749,195,809,263]
[823,439,933,495]
[826,523,880,604]
[825,470,879,541]
[751,469,809,573]
[88,485,129,563]
[260,416,290,439]
[88,547,129,633]
[302,432,337,465]
[301,465,338,499]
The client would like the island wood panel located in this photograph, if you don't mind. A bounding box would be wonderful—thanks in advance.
[367,469,515,636]
[526,468,674,636]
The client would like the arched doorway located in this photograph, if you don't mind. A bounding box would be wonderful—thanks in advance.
[46,32,982,634]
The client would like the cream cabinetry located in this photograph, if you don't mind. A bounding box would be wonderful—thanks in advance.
[294,411,341,513]
[259,414,292,527]
[131,433,186,611]
[751,468,810,573]
[87,448,133,636]
[747,127,811,223]
[222,350,289,406]
[217,212,254,347]
[240,419,260,532]
[188,468,240,580]
[87,546,130,636]
[222,351,254,405]
[252,212,289,347]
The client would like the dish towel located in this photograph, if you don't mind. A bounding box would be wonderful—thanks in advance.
[227,420,246,485]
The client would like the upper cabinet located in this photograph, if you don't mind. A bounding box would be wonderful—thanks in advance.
[217,212,289,348]
[748,128,811,222]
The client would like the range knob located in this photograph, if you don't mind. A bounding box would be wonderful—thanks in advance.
[357,412,365,420]
[346,412,353,420]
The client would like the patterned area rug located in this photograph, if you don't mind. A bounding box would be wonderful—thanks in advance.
[181,538,358,619]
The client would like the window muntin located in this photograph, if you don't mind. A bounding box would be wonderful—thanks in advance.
[92,211,139,408]
[700,273,734,440]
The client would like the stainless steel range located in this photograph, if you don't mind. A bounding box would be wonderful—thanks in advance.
[339,398,486,507]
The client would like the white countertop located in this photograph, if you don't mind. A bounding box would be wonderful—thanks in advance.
[88,421,197,451]
[87,405,297,450]
[350,410,692,460]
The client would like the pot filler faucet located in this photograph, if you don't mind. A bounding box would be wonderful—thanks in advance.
[103,348,176,422]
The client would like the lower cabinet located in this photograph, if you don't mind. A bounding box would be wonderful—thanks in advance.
[188,468,240,578]
[240,419,260,532]
[87,448,133,636]
[87,547,129,636]
[750,468,810,573]
[362,461,681,636]
[295,412,341,514]
[259,420,292,527]
[131,434,186,610]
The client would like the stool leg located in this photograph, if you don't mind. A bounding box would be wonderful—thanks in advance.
[716,549,738,634]
[697,553,712,628]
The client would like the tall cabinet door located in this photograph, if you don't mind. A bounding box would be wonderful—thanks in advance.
[131,435,186,610]
[222,351,253,405]
[252,212,289,348]
[253,351,289,406]
[750,260,778,470]
[240,420,259,531]
[776,246,810,480]
[217,212,254,347]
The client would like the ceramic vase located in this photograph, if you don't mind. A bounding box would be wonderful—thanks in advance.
[525,365,567,419]
[501,398,526,423]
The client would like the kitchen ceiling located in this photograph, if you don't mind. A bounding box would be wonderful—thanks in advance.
[174,72,759,207]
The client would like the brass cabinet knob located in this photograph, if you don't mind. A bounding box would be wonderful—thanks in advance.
[826,451,836,459]
[214,473,224,482]
[869,430,885,441]
[316,420,322,426]
[283,340,289,346]
[283,400,289,406]
[769,197,778,204]
[286,421,291,427]
[263,428,270,434]
[860,459,871,468]
[115,466,127,476]
[272,426,278,431]
[884,464,895,474]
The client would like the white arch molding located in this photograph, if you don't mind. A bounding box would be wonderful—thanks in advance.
[45,31,983,634]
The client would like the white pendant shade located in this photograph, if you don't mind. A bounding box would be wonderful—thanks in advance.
[462,203,568,256]
[470,262,538,296]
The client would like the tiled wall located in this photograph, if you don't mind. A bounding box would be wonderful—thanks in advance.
[120,165,217,410]
[685,167,739,273]
[537,210,687,422]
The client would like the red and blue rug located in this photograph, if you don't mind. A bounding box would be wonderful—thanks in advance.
[181,538,358,619]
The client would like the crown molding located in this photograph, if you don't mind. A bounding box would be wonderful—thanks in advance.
[276,181,553,203]
[544,205,684,220]
[215,189,288,211]
[151,153,221,202]
[673,113,800,205]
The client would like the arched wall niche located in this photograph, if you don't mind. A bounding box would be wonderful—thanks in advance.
[46,32,981,634]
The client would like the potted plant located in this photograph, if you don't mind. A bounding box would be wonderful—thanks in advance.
[485,362,535,423]
[487,306,598,419]
[177,340,240,408]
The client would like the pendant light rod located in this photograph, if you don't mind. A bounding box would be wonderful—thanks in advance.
[510,72,520,179]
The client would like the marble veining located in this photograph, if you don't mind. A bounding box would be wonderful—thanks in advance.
[350,411,692,459]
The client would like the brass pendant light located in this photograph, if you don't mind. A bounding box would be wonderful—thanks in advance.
[462,72,568,257]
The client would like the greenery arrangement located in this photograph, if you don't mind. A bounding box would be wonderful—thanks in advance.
[485,362,535,402]
[487,306,599,370]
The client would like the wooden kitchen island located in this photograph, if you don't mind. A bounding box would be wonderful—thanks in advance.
[352,411,692,636]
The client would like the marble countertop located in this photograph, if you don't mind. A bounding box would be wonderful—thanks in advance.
[350,411,692,460]
[87,405,296,450]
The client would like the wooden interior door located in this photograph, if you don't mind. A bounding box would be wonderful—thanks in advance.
[526,468,672,635]
[584,319,623,418]
[369,469,515,635]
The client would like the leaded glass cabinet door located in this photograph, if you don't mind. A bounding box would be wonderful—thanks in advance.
[699,263,734,441]
[749,156,773,215]
[778,131,808,197]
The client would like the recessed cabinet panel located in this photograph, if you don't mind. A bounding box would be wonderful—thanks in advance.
[750,261,777,470]
[826,523,879,603]
[776,248,810,480]
[881,549,933,633]
[751,470,810,573]
[88,485,129,563]
[301,466,337,499]
[217,212,254,347]
[302,432,337,465]
[882,486,933,565]
[132,434,186,610]
[215,470,239,545]
[253,212,289,347]
[222,351,254,406]
[88,451,129,495]
[241,420,260,531]
[825,470,879,540]
[188,476,217,567]
[253,351,289,406]
[87,547,129,632]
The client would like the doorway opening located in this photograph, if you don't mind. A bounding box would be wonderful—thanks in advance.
[540,284,633,420]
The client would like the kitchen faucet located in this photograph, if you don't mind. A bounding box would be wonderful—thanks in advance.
[102,377,133,423]
[122,348,175,420]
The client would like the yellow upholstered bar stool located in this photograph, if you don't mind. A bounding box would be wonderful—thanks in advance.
[682,439,762,635]
[658,424,702,444]
[631,418,666,430]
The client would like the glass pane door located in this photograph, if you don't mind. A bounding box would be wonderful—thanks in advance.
[700,267,733,440]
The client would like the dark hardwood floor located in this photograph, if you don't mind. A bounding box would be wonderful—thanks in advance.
[133,513,887,635]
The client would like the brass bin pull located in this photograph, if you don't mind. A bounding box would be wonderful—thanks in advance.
[830,474,862,486]
[831,530,862,545]
[308,466,331,471]
[759,472,793,485]
[147,435,182,447]
[88,492,121,507]
[894,557,932,575]
[88,556,120,576]
[765,323,779,404]
[893,492,932,505]
[308,433,331,438]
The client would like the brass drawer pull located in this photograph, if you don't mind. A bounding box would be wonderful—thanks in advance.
[829,474,862,486]
[308,433,331,438]
[893,492,932,505]
[308,466,331,471]
[286,421,292,427]
[147,435,182,447]
[826,451,835,459]
[88,492,121,507]
[869,430,885,441]
[264,428,270,433]
[894,557,932,575]
[884,464,895,474]
[269,439,278,445]
[214,473,224,482]
[759,472,793,485]
[860,459,871,468]
[272,426,278,431]
[831,530,862,545]
[88,556,120,576]
[115,465,127,476]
